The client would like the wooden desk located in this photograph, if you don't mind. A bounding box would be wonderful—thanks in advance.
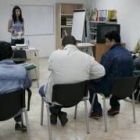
[77,43,109,62]
[25,48,39,80]
[77,43,95,56]
[95,43,109,62]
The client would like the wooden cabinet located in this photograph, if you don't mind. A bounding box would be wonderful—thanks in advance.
[95,43,109,62]
[26,48,39,80]
[56,3,83,49]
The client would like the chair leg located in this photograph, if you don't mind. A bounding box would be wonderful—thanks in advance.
[24,108,30,133]
[102,96,108,132]
[136,90,140,102]
[46,104,52,140]
[21,111,24,125]
[132,93,136,123]
[35,68,39,88]
[84,100,90,134]
[89,94,96,116]
[74,105,78,119]
[40,98,44,125]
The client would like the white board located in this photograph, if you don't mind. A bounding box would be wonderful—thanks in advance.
[71,9,86,41]
[10,5,54,36]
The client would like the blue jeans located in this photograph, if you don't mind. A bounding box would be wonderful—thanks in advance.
[39,85,62,114]
[89,80,120,113]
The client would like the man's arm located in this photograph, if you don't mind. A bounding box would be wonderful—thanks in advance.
[89,56,105,80]
[100,53,113,76]
[24,71,32,89]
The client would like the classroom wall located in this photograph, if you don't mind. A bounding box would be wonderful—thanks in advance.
[86,0,96,9]
[0,0,86,57]
[91,0,140,51]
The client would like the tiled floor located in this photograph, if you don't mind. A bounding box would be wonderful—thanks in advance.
[1,58,140,140]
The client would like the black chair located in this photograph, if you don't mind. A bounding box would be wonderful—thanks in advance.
[13,50,27,64]
[125,70,140,103]
[13,50,39,87]
[40,81,90,140]
[90,76,139,132]
[0,89,29,132]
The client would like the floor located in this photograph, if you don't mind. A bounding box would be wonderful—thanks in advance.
[1,58,140,140]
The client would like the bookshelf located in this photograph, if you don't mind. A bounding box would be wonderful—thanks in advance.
[56,3,83,49]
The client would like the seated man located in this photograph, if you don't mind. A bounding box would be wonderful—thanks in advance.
[132,38,140,70]
[133,38,140,55]
[89,31,133,119]
[39,35,105,126]
[0,41,32,131]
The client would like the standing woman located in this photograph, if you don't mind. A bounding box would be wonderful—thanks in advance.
[8,6,24,46]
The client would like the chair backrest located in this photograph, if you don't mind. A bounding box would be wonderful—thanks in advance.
[0,89,25,121]
[111,76,139,99]
[13,50,27,64]
[52,81,89,107]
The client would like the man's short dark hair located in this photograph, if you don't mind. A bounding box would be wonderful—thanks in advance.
[105,31,121,43]
[0,41,13,61]
[62,35,77,47]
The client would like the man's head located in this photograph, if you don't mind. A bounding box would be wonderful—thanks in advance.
[0,42,13,61]
[62,35,77,48]
[105,31,121,49]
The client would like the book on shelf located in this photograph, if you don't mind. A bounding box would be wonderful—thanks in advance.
[61,17,66,25]
[66,22,72,25]
[91,9,117,22]
[66,17,72,20]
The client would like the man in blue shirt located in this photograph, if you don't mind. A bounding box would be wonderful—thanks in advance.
[89,31,133,119]
[0,41,32,131]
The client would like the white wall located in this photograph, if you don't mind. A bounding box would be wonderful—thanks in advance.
[0,0,86,57]
[92,0,140,51]
[86,0,96,9]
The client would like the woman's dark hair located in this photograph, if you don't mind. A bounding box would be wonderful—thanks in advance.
[62,35,77,47]
[105,31,121,43]
[0,42,13,61]
[12,6,23,23]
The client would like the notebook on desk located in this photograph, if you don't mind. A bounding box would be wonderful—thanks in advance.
[16,44,28,50]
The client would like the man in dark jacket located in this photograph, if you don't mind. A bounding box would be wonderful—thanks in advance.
[0,41,32,131]
[89,31,133,119]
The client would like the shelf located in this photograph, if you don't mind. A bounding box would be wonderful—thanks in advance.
[90,32,97,35]
[90,21,117,24]
[61,14,73,16]
[56,3,83,49]
[90,27,97,29]
[90,21,106,23]
[61,25,72,28]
